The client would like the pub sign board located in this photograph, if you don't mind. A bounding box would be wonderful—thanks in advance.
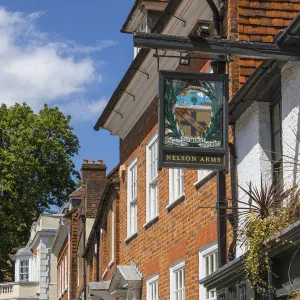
[158,71,228,171]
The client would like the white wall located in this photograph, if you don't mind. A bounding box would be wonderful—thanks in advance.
[235,101,272,256]
[281,62,300,190]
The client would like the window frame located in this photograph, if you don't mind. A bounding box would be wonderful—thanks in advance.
[170,260,185,300]
[19,260,29,282]
[195,169,213,186]
[146,133,159,222]
[110,200,115,264]
[239,283,247,300]
[62,257,65,293]
[64,254,68,290]
[228,286,237,300]
[169,168,184,204]
[127,158,138,238]
[199,243,218,300]
[147,274,159,300]
[134,14,149,58]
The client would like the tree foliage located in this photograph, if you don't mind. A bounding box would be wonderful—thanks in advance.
[0,103,80,280]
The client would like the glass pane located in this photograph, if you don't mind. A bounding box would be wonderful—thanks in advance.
[210,254,214,274]
[214,252,218,272]
[205,256,209,276]
[180,270,183,290]
[180,169,184,195]
[151,283,154,300]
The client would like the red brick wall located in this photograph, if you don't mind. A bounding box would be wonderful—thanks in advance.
[118,89,234,299]
[81,161,107,184]
[237,0,300,85]
[70,211,79,300]
[98,196,119,282]
[82,183,119,295]
[226,0,240,99]
[74,161,109,297]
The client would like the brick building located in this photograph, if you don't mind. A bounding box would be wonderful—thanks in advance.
[51,159,108,300]
[49,0,300,300]
[90,0,300,300]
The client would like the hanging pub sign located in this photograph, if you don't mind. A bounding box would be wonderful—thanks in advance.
[158,71,228,171]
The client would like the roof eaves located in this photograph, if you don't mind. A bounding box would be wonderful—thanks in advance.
[275,11,300,51]
[107,163,120,179]
[94,0,182,131]
[69,185,83,197]
[121,0,140,34]
[228,60,277,124]
[121,0,169,34]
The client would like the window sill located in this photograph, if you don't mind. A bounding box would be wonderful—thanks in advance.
[194,171,216,189]
[108,260,114,268]
[125,232,138,244]
[102,267,108,279]
[143,216,159,230]
[166,195,185,212]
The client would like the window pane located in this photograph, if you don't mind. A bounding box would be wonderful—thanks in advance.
[149,280,159,300]
[19,260,29,282]
[229,287,237,300]
[210,254,214,274]
[205,256,209,276]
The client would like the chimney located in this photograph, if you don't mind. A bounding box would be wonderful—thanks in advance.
[81,159,107,185]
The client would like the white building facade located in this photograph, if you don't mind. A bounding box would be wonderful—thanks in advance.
[0,214,62,300]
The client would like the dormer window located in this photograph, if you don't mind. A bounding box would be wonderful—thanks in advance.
[69,198,81,210]
[19,260,29,282]
[138,15,149,33]
[134,15,149,58]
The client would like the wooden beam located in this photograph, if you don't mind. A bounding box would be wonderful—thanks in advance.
[134,32,300,61]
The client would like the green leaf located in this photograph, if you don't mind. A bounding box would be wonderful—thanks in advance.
[0,103,80,280]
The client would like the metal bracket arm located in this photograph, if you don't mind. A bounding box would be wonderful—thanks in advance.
[134,32,300,61]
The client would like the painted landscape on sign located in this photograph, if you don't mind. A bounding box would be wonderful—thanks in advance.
[164,78,223,149]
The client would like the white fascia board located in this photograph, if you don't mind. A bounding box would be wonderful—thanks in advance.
[104,0,213,139]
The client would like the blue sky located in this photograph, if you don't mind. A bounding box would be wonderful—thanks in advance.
[0,0,135,173]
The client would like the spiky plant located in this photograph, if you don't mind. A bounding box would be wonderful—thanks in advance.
[237,178,299,294]
[289,291,300,299]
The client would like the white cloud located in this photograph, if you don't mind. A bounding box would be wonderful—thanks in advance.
[59,98,108,122]
[0,7,115,120]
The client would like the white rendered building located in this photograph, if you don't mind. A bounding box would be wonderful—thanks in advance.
[0,214,62,300]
